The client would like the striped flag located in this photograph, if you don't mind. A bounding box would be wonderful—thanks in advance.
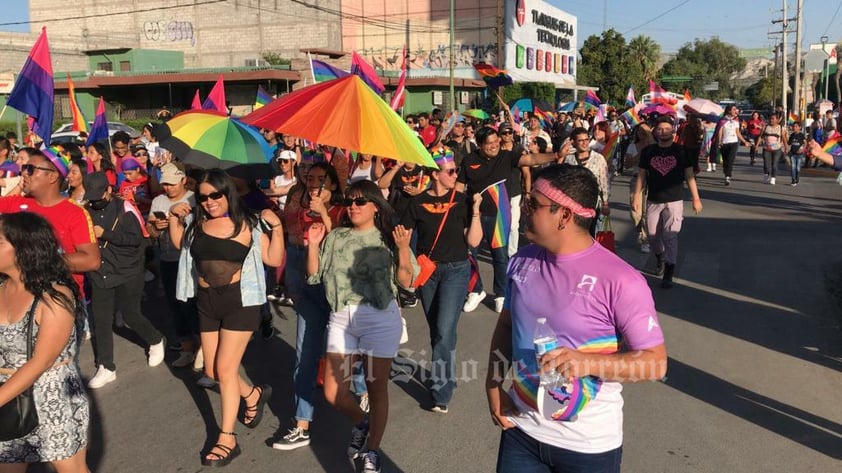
[311,58,350,83]
[67,74,87,133]
[622,107,642,126]
[603,132,620,160]
[482,179,510,249]
[7,27,54,146]
[822,132,841,155]
[649,79,677,105]
[123,199,150,238]
[584,90,602,108]
[85,97,108,147]
[787,112,799,126]
[254,85,272,110]
[472,63,513,88]
[389,45,407,111]
[191,89,202,110]
[351,52,385,94]
[625,86,636,107]
[202,75,227,114]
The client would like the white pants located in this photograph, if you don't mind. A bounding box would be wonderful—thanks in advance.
[508,194,522,257]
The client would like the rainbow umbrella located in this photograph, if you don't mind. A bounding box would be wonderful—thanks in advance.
[159,110,273,178]
[243,75,437,168]
[462,109,490,120]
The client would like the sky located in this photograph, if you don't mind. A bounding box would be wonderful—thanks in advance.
[0,0,839,53]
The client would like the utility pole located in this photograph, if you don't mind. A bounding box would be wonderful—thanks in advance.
[793,0,803,120]
[771,2,794,117]
[449,0,455,111]
[772,43,780,109]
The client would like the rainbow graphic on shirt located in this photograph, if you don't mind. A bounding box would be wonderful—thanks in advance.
[482,179,510,249]
[513,335,618,421]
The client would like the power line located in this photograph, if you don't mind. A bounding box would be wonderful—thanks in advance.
[622,0,694,35]
[0,0,227,27]
[821,1,842,38]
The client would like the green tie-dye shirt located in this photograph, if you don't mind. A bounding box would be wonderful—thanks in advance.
[308,226,419,311]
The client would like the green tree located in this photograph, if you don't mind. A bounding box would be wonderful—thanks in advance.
[660,37,746,101]
[500,82,556,107]
[744,77,776,108]
[577,29,660,105]
[260,51,291,66]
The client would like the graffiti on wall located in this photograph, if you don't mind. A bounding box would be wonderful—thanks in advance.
[359,43,497,71]
[143,20,196,46]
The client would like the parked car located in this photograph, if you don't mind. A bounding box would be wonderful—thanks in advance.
[51,122,141,145]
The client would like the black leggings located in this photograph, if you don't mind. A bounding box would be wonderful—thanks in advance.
[720,143,739,178]
[197,281,260,332]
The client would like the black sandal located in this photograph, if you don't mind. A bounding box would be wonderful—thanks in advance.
[241,384,272,429]
[201,431,241,467]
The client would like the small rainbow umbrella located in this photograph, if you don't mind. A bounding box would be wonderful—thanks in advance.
[462,109,490,120]
[243,75,437,168]
[159,110,274,178]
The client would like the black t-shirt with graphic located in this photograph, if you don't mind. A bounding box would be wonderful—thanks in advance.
[388,165,425,218]
[789,132,805,155]
[401,190,470,263]
[457,149,522,216]
[639,143,691,203]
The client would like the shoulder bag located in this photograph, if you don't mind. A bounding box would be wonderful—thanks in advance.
[412,189,456,288]
[0,297,40,441]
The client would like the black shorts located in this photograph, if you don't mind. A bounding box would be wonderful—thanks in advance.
[197,282,260,332]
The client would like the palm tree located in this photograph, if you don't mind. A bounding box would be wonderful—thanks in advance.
[628,35,661,81]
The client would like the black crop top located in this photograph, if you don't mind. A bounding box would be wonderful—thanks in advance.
[190,229,250,287]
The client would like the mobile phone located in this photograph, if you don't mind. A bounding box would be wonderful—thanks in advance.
[153,211,167,220]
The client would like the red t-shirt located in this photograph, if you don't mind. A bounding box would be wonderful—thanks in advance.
[0,196,96,295]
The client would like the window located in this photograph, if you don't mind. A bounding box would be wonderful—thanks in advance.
[97,61,113,72]
[119,61,131,71]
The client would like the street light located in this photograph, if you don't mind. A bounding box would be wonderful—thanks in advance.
[821,35,829,100]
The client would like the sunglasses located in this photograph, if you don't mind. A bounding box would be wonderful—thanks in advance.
[21,164,56,176]
[342,197,372,207]
[134,152,149,158]
[439,168,458,176]
[501,130,514,135]
[197,190,225,203]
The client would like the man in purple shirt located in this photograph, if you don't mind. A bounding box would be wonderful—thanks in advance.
[486,164,667,473]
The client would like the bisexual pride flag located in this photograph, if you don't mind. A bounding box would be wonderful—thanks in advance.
[482,179,510,249]
[85,97,108,146]
[584,90,602,108]
[351,52,385,94]
[7,27,54,146]
[202,75,227,114]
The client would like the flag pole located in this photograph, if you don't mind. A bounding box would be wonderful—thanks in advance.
[307,52,316,85]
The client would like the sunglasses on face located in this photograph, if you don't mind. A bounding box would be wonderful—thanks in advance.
[134,153,149,158]
[439,168,458,176]
[21,164,55,176]
[501,130,514,135]
[197,190,225,203]
[343,197,371,207]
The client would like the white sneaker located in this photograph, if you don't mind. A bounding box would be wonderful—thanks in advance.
[706,163,712,172]
[640,242,651,254]
[712,164,717,171]
[197,375,217,389]
[88,365,116,389]
[462,291,486,312]
[148,339,165,367]
[494,297,505,313]
[769,177,776,185]
[193,347,204,372]
[171,350,196,368]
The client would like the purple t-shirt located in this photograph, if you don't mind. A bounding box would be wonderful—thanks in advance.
[504,242,664,453]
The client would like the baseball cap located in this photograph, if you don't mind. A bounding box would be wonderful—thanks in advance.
[159,163,185,185]
[498,122,514,133]
[276,149,297,161]
[83,172,110,202]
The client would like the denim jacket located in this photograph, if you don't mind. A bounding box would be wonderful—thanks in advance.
[176,215,267,306]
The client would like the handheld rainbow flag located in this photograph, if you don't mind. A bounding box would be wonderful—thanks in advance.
[202,75,227,114]
[351,52,385,94]
[622,107,642,126]
[481,179,510,249]
[254,85,272,110]
[625,86,636,107]
[602,132,620,160]
[473,63,513,88]
[311,58,350,83]
[85,97,108,146]
[67,74,87,133]
[389,45,408,111]
[822,133,841,155]
[584,90,602,108]
[191,89,202,110]
[787,112,799,126]
[7,27,54,146]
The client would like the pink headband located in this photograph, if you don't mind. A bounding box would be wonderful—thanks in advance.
[534,179,597,218]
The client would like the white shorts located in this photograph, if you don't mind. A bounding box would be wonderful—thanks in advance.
[326,301,402,358]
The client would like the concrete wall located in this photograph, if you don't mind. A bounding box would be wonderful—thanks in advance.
[29,0,343,68]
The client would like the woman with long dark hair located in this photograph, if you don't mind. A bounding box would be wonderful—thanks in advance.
[169,168,285,467]
[0,212,89,471]
[65,158,88,204]
[306,180,418,472]
[85,142,117,186]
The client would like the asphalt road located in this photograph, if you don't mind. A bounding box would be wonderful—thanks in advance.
[35,151,842,472]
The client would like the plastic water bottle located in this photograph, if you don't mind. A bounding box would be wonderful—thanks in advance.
[533,317,560,387]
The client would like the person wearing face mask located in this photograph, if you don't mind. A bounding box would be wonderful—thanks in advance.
[83,172,165,389]
[632,117,703,289]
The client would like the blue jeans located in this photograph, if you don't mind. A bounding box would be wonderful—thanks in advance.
[290,245,367,422]
[469,215,510,297]
[418,259,470,406]
[790,153,804,182]
[497,427,623,473]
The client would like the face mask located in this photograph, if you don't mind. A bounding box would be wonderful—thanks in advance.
[88,199,109,211]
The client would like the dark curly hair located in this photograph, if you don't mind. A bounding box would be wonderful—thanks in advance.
[342,179,396,250]
[296,161,343,209]
[185,168,256,243]
[0,212,80,317]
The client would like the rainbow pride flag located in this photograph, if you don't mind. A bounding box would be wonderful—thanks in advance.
[622,107,642,126]
[602,132,620,159]
[67,74,87,133]
[311,59,350,83]
[822,133,841,155]
[787,112,799,126]
[254,85,272,110]
[473,63,513,88]
[482,179,510,249]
